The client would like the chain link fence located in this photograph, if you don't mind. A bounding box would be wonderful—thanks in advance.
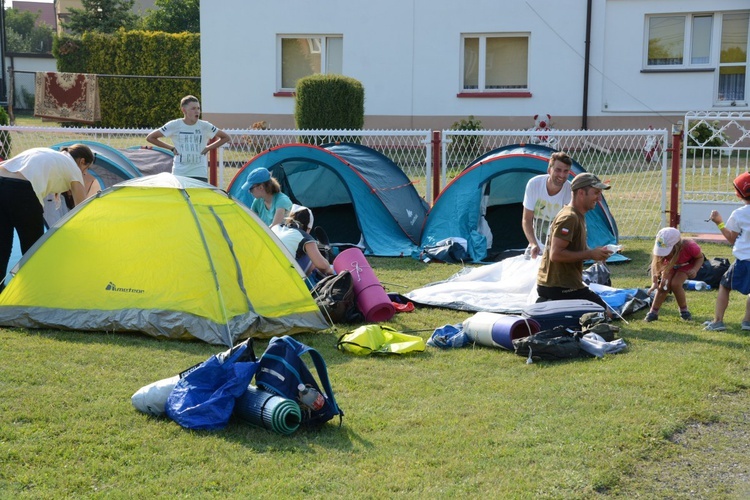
[443,129,669,240]
[0,125,667,239]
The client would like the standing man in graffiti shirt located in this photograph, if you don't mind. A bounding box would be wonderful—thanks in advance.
[522,151,573,259]
[147,95,230,183]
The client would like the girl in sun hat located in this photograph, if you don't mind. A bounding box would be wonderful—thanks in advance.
[242,167,292,227]
[644,227,704,322]
[704,172,750,331]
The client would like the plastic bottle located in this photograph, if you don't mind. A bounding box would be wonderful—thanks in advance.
[683,280,711,291]
[297,383,325,411]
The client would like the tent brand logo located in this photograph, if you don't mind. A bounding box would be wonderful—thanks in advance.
[105,282,145,294]
[406,209,418,226]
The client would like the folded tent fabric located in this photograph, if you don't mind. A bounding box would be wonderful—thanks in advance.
[337,324,425,355]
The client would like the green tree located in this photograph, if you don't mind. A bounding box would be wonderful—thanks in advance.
[65,0,139,35]
[5,8,54,53]
[142,0,200,33]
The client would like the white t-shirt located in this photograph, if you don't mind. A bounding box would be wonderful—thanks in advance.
[1,147,83,204]
[726,204,750,260]
[522,174,572,249]
[157,119,219,178]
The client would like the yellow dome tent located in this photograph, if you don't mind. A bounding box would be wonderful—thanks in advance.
[0,174,328,346]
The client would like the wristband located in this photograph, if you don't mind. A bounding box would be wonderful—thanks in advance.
[717,222,726,230]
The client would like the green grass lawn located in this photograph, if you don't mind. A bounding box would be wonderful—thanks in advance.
[2,238,749,497]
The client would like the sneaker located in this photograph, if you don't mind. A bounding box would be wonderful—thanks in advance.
[742,321,750,331]
[703,321,726,331]
[644,312,658,322]
[680,311,692,321]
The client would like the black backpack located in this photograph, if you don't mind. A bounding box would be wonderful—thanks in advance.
[512,326,590,361]
[311,270,363,324]
[695,256,730,289]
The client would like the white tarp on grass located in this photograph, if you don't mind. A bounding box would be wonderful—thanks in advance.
[405,255,541,314]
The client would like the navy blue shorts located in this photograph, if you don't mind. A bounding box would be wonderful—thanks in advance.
[720,260,750,295]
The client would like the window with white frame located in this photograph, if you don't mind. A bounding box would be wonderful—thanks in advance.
[461,34,529,92]
[645,12,748,104]
[646,14,713,67]
[718,12,748,103]
[278,35,343,92]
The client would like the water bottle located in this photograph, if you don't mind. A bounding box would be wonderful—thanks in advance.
[297,383,325,411]
[684,280,710,291]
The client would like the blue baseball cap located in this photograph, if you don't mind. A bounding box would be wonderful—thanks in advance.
[241,168,271,192]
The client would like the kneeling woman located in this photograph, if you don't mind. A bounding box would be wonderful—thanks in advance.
[271,205,334,286]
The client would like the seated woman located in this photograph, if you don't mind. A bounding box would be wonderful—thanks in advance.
[271,205,334,286]
[242,167,292,226]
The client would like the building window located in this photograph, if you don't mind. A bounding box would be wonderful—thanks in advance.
[646,14,714,67]
[278,35,343,92]
[461,34,528,92]
[645,12,748,105]
[718,12,748,103]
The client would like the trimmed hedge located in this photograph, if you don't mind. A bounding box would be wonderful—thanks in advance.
[53,30,201,129]
[295,74,364,131]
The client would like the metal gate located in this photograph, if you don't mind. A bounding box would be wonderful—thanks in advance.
[680,111,750,233]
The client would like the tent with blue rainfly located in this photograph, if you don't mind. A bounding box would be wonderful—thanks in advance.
[420,144,620,262]
[227,143,429,257]
[0,173,328,346]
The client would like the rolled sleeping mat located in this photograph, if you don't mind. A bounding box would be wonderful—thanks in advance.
[333,247,395,322]
[463,312,541,350]
[234,385,302,435]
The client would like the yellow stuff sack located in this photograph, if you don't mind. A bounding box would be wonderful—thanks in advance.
[337,325,425,356]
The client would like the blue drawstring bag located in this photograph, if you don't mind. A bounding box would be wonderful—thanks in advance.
[427,324,470,348]
[166,340,258,430]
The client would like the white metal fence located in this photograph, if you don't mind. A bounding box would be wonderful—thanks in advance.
[680,111,750,234]
[0,125,668,239]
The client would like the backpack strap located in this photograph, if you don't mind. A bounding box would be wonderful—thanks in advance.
[281,336,344,425]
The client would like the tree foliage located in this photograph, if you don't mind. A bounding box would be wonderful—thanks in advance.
[142,0,200,33]
[65,0,139,35]
[5,8,54,53]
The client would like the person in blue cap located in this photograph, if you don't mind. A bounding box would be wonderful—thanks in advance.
[242,167,292,226]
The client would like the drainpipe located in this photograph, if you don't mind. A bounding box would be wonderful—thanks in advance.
[582,0,592,130]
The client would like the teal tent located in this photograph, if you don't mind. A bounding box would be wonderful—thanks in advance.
[228,143,429,257]
[420,144,619,262]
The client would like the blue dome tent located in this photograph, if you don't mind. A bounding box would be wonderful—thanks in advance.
[228,143,429,257]
[420,144,619,262]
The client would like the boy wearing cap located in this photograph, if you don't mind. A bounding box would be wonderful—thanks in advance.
[536,172,613,311]
[242,167,293,226]
[704,172,750,331]
[146,95,230,182]
[644,227,703,322]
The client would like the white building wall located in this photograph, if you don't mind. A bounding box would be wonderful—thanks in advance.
[201,0,749,130]
[4,55,57,110]
[598,0,738,117]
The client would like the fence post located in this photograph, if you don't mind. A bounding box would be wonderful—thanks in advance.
[431,130,441,204]
[208,137,218,186]
[668,123,683,228]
